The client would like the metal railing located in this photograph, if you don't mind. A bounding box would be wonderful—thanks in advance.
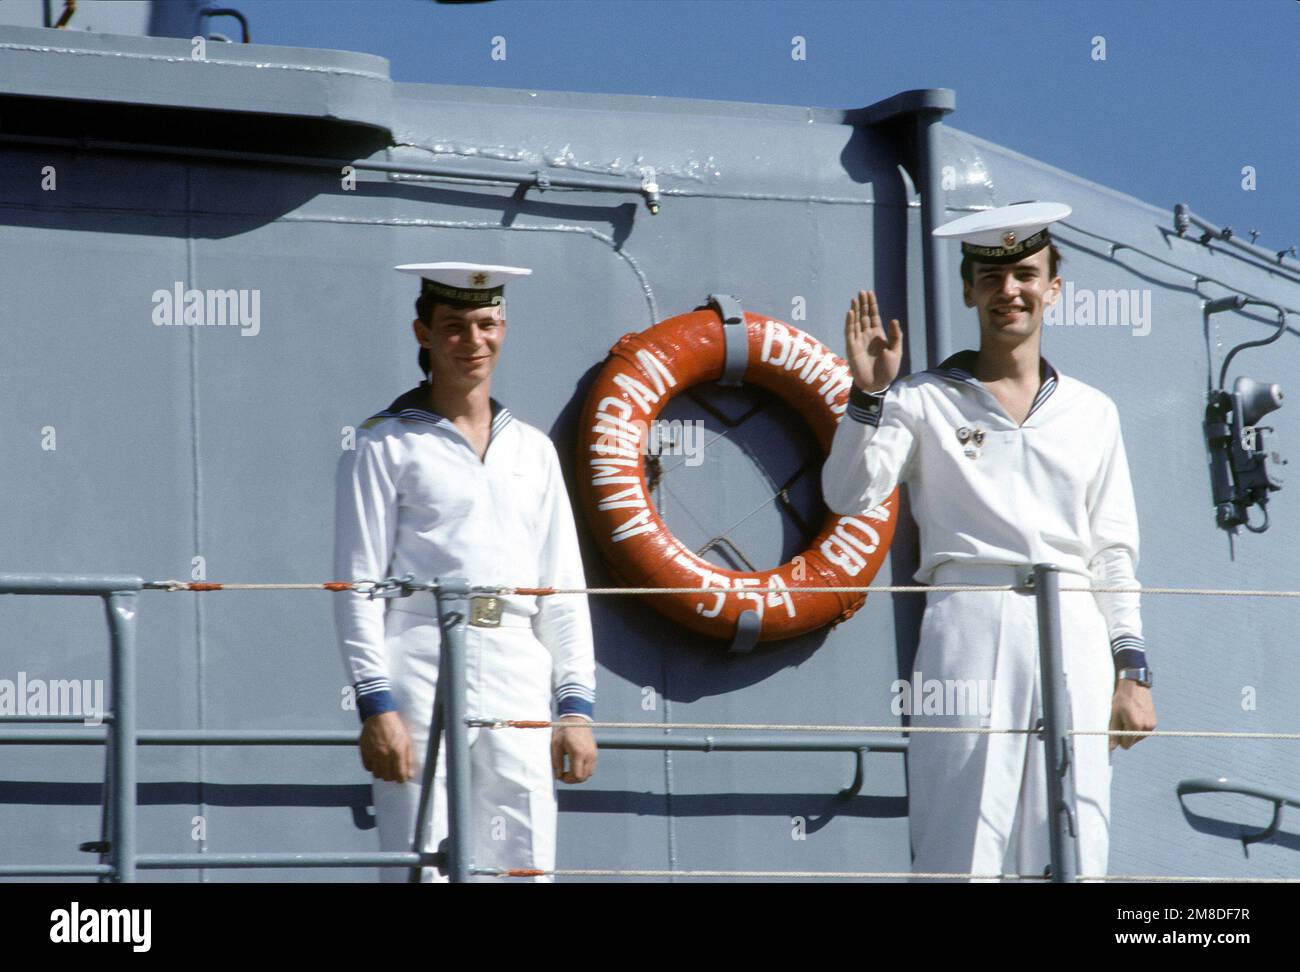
[0,564,1083,882]
[1177,777,1300,848]
[0,575,141,881]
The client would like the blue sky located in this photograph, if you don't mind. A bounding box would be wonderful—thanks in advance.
[235,0,1298,246]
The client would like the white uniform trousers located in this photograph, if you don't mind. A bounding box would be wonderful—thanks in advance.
[906,562,1113,881]
[371,606,558,883]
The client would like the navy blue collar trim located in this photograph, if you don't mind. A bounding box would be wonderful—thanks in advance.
[371,383,513,438]
[926,350,1059,420]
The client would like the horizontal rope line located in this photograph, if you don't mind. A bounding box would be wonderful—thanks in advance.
[471,719,1300,740]
[513,585,1300,597]
[498,868,1040,880]
[145,581,353,591]
[1077,729,1300,740]
[488,868,1298,882]
[475,720,1029,733]
[1084,875,1300,883]
[142,580,1300,597]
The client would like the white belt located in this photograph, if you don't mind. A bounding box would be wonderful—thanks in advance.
[930,562,1035,588]
[389,594,535,628]
[466,594,532,628]
[930,561,1092,588]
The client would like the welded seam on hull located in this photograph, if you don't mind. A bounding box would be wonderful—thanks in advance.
[662,671,678,881]
[0,42,390,83]
[276,214,661,322]
[388,176,876,206]
[184,170,210,883]
[0,191,881,215]
[659,190,875,205]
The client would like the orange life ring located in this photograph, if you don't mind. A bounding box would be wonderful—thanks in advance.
[575,305,899,644]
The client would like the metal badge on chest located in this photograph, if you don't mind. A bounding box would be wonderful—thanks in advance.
[956,425,986,459]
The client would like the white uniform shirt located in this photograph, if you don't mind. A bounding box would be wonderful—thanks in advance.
[822,350,1146,664]
[334,385,597,720]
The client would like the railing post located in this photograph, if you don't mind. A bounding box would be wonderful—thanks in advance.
[409,661,446,884]
[105,591,138,883]
[432,579,473,884]
[1032,563,1079,883]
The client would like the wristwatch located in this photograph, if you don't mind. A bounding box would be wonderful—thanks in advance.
[1116,667,1153,689]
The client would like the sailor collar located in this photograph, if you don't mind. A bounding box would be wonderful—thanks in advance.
[371,383,514,441]
[925,349,1059,422]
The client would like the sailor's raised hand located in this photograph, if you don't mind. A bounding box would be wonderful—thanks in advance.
[844,290,903,393]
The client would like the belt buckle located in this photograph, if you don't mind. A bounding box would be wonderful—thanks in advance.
[469,595,502,628]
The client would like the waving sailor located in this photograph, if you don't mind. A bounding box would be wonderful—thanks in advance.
[334,261,597,882]
[822,203,1157,880]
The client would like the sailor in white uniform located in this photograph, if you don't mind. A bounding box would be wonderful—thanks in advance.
[822,203,1156,880]
[334,262,597,882]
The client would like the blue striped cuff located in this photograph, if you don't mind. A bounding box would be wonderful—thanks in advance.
[846,384,889,427]
[1110,635,1148,673]
[355,677,397,722]
[555,682,595,720]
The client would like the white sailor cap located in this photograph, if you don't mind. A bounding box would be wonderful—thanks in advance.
[395,262,532,305]
[932,202,1071,264]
